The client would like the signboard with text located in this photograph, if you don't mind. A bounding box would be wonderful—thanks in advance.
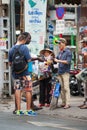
[25,0,47,55]
[56,20,65,34]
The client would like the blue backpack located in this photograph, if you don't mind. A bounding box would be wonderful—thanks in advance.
[53,82,61,98]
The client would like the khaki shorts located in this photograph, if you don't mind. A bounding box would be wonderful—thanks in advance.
[14,75,32,92]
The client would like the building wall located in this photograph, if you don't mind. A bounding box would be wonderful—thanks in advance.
[0,1,11,97]
[0,50,4,97]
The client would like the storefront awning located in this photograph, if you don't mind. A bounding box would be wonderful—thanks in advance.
[54,0,81,5]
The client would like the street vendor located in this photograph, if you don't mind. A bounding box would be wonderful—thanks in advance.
[38,48,55,107]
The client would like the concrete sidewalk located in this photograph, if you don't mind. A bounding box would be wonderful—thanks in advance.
[0,96,87,120]
[34,96,87,120]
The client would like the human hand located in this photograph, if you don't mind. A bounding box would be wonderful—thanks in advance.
[53,58,58,63]
[38,57,44,62]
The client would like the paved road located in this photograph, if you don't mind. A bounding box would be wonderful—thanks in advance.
[0,96,87,120]
[0,112,87,130]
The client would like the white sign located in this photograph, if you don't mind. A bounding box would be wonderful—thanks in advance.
[0,38,7,50]
[25,0,47,55]
[65,27,77,35]
[2,0,10,4]
[56,20,65,34]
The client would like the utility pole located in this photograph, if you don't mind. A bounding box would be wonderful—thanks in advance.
[10,0,16,46]
[20,0,24,32]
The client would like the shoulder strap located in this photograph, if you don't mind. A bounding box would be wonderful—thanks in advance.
[14,44,23,53]
[12,45,22,59]
[15,44,22,50]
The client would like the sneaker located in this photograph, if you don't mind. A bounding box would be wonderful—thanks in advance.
[25,110,37,116]
[16,110,24,116]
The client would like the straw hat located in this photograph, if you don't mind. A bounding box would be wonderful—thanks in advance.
[80,37,87,43]
[40,48,55,57]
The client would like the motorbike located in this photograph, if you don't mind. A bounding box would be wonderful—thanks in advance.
[76,68,87,96]
[69,69,84,96]
[78,81,84,96]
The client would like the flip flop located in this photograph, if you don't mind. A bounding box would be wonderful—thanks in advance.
[78,104,85,108]
[64,105,70,109]
[80,105,87,109]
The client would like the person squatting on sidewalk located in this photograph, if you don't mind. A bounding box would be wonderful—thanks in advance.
[8,33,37,116]
[54,38,72,109]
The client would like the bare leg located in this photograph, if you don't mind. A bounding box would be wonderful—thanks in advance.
[13,90,17,114]
[84,82,87,103]
[23,76,32,111]
[26,91,32,110]
[15,89,21,110]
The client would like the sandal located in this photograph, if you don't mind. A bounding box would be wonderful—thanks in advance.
[80,104,87,109]
[78,104,85,108]
[64,105,70,109]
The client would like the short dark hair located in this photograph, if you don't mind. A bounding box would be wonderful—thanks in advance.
[21,32,31,44]
[17,34,28,41]
[21,32,31,39]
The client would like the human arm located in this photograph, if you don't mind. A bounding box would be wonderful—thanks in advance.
[31,57,44,62]
[54,58,68,64]
[54,50,72,64]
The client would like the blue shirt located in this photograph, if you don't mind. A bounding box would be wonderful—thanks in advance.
[56,48,72,74]
[8,44,31,78]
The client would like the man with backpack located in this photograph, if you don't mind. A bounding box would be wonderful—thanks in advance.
[8,32,37,115]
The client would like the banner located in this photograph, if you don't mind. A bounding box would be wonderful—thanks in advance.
[25,0,47,55]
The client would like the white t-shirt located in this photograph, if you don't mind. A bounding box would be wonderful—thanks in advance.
[82,47,87,53]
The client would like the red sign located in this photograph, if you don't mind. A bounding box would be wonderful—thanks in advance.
[56,7,65,19]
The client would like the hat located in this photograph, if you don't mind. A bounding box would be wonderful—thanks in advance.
[80,37,87,43]
[40,48,55,57]
[57,38,67,44]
